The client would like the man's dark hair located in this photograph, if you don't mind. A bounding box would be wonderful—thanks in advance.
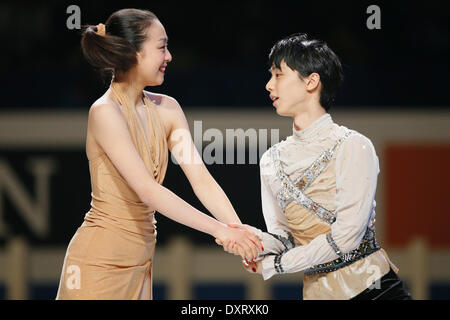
[268,33,344,111]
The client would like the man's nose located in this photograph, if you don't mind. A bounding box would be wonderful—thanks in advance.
[266,77,274,92]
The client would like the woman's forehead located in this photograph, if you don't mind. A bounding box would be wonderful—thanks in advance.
[147,20,168,41]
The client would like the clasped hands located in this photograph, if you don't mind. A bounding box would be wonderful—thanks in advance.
[215,223,263,274]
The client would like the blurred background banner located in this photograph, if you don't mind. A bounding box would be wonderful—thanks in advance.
[0,0,449,300]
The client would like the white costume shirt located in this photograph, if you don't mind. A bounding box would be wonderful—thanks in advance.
[249,113,397,299]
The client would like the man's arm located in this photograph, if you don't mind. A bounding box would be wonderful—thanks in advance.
[260,134,379,280]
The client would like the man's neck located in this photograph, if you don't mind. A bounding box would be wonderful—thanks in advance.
[293,105,326,131]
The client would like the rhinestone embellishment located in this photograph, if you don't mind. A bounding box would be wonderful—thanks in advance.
[268,130,380,275]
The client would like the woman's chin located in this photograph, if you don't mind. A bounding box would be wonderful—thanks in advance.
[147,78,164,86]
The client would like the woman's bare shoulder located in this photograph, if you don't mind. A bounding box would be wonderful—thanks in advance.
[88,92,121,120]
[143,90,181,110]
[90,91,115,109]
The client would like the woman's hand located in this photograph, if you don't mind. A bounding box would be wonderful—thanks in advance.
[214,224,262,261]
[215,223,264,261]
[242,259,262,274]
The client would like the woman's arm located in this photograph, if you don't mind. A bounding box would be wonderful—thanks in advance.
[163,96,263,257]
[220,159,295,257]
[164,96,243,225]
[88,103,261,258]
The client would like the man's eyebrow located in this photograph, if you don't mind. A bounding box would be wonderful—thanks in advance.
[268,66,282,73]
[159,37,168,42]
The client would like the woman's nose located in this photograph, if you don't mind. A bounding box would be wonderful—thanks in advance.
[165,48,172,62]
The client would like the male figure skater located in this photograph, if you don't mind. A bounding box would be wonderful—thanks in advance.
[222,33,412,300]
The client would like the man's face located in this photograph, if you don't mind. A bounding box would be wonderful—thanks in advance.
[265,60,309,117]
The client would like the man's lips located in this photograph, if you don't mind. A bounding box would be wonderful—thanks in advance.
[270,95,279,106]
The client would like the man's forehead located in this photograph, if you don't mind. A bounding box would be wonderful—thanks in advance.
[269,60,287,72]
[269,64,283,72]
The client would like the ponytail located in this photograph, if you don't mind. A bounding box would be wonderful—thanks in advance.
[80,9,157,82]
[81,24,137,82]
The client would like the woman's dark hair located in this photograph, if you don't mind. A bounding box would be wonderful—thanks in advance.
[268,33,344,111]
[81,9,158,83]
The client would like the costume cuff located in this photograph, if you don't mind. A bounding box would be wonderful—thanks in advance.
[261,255,277,280]
[243,226,284,258]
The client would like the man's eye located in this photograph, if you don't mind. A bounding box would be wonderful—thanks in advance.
[275,74,282,78]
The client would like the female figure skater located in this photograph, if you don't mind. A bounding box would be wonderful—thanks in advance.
[220,33,411,300]
[56,8,262,300]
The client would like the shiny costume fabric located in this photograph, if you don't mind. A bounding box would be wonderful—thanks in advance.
[257,113,407,299]
[352,268,412,300]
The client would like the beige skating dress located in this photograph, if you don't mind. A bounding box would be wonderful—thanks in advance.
[56,83,168,299]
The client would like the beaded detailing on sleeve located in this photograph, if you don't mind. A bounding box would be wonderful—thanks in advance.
[267,232,296,251]
[326,233,345,260]
[266,232,296,274]
[274,254,284,274]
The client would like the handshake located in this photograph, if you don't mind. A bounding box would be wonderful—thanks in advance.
[214,223,270,275]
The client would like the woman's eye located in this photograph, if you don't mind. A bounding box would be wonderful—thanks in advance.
[275,74,281,78]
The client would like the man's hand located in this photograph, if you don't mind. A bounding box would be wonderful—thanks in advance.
[215,223,263,261]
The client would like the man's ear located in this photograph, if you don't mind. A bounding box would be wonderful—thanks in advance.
[305,73,321,91]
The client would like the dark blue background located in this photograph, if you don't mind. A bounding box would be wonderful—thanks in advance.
[1,0,449,109]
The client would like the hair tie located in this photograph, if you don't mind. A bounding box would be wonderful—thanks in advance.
[96,23,106,37]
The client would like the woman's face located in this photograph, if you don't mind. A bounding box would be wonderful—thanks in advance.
[136,19,172,86]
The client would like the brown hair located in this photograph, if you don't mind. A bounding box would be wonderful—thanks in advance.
[81,8,158,82]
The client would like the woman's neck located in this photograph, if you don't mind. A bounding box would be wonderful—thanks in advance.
[111,79,145,107]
